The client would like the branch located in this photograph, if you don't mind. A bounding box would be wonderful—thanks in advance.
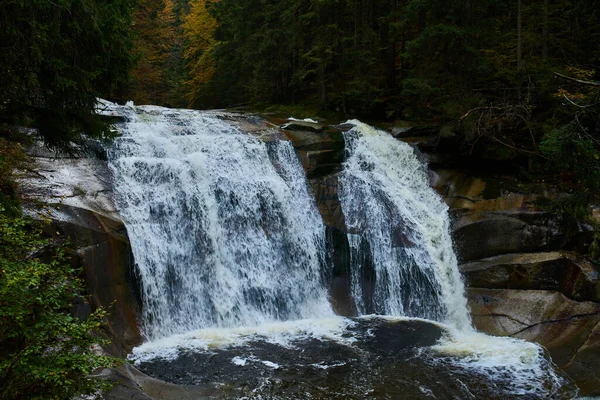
[458,106,505,121]
[554,72,600,86]
[562,94,600,109]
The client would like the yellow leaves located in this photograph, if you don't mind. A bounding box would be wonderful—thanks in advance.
[183,0,219,104]
[130,0,180,105]
[554,66,598,102]
[566,66,596,81]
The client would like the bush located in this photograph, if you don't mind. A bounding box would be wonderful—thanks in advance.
[0,210,116,400]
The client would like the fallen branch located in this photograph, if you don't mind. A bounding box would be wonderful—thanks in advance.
[554,72,600,86]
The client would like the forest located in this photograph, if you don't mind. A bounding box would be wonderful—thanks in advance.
[1,0,600,398]
[126,0,600,197]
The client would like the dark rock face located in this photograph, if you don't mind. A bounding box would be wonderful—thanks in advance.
[17,144,142,355]
[283,129,345,179]
[310,174,347,232]
[325,227,356,317]
[461,252,600,302]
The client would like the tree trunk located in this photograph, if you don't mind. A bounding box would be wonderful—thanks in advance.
[517,0,522,72]
[517,0,523,99]
[418,9,426,34]
[542,0,549,60]
[386,0,398,89]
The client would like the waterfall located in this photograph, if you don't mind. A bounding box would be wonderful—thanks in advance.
[105,105,571,399]
[339,120,471,330]
[108,105,333,340]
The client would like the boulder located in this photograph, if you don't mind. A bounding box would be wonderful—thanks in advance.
[101,365,213,400]
[461,252,600,302]
[453,210,551,262]
[468,288,600,396]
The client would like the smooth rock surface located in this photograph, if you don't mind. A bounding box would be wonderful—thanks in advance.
[468,288,600,395]
[17,143,142,355]
[462,252,600,302]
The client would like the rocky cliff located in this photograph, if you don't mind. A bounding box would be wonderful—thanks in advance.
[434,169,600,395]
[17,141,142,356]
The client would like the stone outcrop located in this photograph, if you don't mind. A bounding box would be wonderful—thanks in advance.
[433,166,600,395]
[431,169,595,262]
[468,288,600,394]
[461,252,600,302]
[17,142,142,355]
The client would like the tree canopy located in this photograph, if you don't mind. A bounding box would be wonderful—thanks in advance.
[0,0,136,148]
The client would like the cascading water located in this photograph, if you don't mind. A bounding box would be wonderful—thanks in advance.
[108,104,333,339]
[102,102,575,399]
[338,120,571,397]
[339,120,471,330]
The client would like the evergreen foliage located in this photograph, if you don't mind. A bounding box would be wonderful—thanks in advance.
[127,0,600,198]
[0,0,136,148]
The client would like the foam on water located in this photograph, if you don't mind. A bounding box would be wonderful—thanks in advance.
[434,329,570,397]
[129,317,357,364]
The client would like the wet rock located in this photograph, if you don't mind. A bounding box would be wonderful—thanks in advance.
[17,144,142,355]
[326,227,356,317]
[284,129,345,179]
[309,174,346,232]
[461,252,600,302]
[468,288,600,396]
[282,120,325,132]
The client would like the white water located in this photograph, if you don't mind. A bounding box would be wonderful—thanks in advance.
[108,104,333,340]
[339,120,471,330]
[130,316,357,363]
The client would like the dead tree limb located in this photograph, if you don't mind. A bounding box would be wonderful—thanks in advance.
[458,106,505,121]
[554,72,600,86]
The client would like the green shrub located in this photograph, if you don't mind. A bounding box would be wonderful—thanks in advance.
[0,210,116,400]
